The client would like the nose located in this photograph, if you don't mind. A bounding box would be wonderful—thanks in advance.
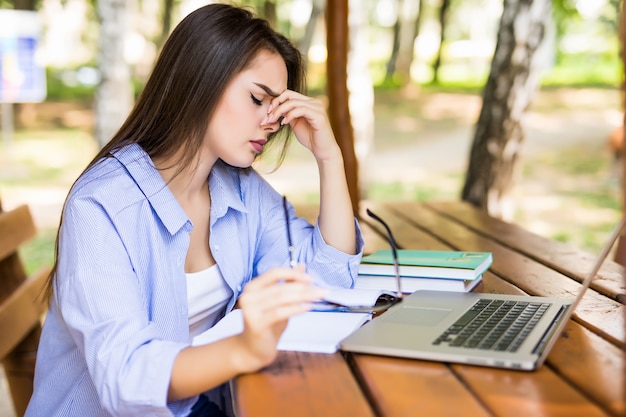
[261,118,280,133]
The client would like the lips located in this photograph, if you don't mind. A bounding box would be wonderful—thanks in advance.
[250,139,267,153]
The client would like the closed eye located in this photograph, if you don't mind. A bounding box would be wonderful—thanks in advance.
[250,93,262,106]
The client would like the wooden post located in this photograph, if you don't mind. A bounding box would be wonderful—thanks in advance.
[326,0,360,216]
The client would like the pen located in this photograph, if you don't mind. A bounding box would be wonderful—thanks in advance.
[282,195,297,268]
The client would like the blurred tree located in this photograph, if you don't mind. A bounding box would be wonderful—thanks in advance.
[385,0,402,82]
[13,0,37,9]
[156,0,175,51]
[394,0,422,85]
[348,0,375,198]
[461,0,551,220]
[299,0,324,68]
[431,0,451,83]
[261,0,277,28]
[94,0,134,147]
[384,0,422,86]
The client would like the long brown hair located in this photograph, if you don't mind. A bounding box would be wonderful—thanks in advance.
[43,3,306,303]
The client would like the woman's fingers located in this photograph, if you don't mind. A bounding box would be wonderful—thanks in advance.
[263,91,341,161]
[233,266,328,370]
[239,267,326,316]
[265,92,324,127]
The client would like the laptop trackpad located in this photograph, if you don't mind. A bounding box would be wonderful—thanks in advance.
[387,306,452,326]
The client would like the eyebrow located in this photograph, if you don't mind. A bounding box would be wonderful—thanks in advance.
[253,82,282,98]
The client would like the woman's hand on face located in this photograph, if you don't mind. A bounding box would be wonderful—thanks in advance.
[263,91,342,163]
[233,264,326,371]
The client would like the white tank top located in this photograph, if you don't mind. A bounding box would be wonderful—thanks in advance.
[186,264,233,339]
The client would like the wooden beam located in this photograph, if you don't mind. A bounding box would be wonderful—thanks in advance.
[326,1,360,215]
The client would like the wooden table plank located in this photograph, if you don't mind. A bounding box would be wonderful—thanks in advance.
[358,203,456,252]
[351,355,491,417]
[233,351,375,417]
[483,271,624,415]
[547,321,625,417]
[452,364,610,417]
[426,200,625,303]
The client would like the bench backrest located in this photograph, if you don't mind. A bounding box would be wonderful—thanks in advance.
[0,201,50,416]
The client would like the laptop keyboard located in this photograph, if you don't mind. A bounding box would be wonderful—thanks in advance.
[433,299,551,352]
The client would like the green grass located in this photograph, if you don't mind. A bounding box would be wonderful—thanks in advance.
[20,228,57,276]
[516,142,621,253]
[368,177,462,202]
[1,128,97,275]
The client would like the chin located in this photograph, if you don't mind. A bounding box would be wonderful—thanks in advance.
[223,158,255,169]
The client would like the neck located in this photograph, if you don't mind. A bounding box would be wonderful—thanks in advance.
[153,152,215,200]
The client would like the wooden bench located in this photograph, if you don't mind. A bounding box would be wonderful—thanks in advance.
[0,200,50,416]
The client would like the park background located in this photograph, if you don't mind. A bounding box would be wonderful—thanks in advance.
[0,0,623,415]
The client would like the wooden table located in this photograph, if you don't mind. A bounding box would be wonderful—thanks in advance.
[233,201,625,417]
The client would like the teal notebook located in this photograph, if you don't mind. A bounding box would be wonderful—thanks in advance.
[358,249,493,280]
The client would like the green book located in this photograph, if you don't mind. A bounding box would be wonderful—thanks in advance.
[358,249,493,280]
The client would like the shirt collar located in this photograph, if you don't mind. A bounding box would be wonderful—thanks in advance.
[209,160,248,221]
[111,144,190,235]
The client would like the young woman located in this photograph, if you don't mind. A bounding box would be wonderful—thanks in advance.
[26,4,363,416]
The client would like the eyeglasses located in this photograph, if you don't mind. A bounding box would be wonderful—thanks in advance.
[282,196,403,313]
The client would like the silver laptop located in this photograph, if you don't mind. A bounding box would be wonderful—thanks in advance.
[340,218,625,371]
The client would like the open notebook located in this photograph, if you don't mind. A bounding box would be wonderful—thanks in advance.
[340,218,625,370]
[191,288,390,353]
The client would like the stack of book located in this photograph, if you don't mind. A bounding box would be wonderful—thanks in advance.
[356,249,493,293]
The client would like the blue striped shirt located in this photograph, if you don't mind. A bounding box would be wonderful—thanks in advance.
[26,143,364,416]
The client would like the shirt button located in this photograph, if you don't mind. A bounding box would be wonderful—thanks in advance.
[236,285,242,292]
[214,244,220,251]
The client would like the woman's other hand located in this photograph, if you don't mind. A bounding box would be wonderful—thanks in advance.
[234,264,326,371]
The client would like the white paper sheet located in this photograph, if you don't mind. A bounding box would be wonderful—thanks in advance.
[192,309,371,354]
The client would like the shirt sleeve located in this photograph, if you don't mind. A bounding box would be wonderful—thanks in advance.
[56,196,188,415]
[252,182,365,288]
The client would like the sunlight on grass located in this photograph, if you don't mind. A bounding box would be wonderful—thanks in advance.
[20,227,57,276]
[1,129,97,188]
[515,139,621,253]
[367,175,462,202]
[1,128,97,276]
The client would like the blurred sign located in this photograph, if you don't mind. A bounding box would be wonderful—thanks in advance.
[0,10,46,103]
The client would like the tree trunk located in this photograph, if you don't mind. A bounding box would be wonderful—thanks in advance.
[348,0,375,198]
[431,0,450,83]
[263,1,277,29]
[157,0,175,51]
[395,0,422,85]
[13,0,36,10]
[94,0,134,148]
[385,0,403,83]
[298,0,325,68]
[461,0,551,221]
